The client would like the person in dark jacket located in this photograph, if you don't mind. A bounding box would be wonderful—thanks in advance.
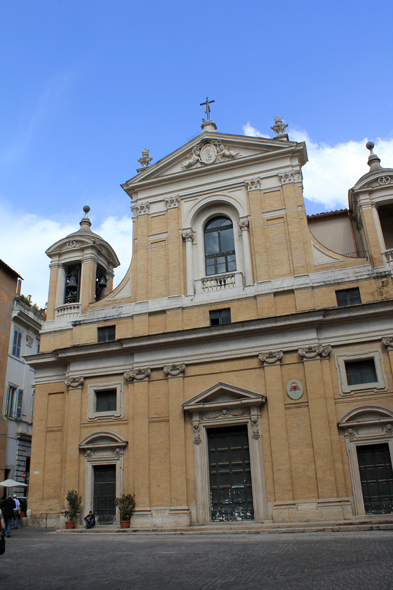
[3,496,16,538]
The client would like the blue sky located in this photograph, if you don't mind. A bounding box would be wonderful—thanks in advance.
[1,0,393,306]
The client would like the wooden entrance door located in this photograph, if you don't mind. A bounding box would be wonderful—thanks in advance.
[357,444,393,514]
[208,425,254,521]
[93,465,116,524]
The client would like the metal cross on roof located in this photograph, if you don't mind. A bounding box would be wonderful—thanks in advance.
[200,97,215,120]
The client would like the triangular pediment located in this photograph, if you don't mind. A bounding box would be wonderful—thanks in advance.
[352,168,393,192]
[182,381,266,412]
[122,132,305,194]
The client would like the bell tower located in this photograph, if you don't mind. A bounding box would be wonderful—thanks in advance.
[45,206,120,322]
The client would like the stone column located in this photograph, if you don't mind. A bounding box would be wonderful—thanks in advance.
[259,351,293,502]
[182,230,195,296]
[55,264,67,308]
[165,364,190,525]
[298,346,337,500]
[132,378,150,519]
[239,219,253,286]
[166,199,182,297]
[372,203,387,254]
[80,251,97,313]
[46,259,61,321]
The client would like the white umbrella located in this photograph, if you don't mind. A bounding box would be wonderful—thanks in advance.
[0,479,28,487]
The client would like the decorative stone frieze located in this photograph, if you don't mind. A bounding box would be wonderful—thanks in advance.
[378,176,392,185]
[131,202,150,217]
[123,368,151,382]
[238,219,250,232]
[382,337,393,351]
[192,421,201,445]
[165,196,180,209]
[200,408,250,421]
[65,376,84,389]
[245,177,262,191]
[181,230,195,242]
[163,363,186,377]
[251,415,260,439]
[258,351,283,366]
[182,140,240,170]
[66,240,76,248]
[298,345,332,360]
[278,170,302,185]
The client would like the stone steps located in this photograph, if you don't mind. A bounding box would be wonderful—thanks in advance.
[55,516,393,535]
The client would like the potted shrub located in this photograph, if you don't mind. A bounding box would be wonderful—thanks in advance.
[64,489,83,529]
[19,498,27,518]
[114,493,136,528]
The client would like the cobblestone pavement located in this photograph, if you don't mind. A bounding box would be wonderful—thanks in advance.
[2,528,393,589]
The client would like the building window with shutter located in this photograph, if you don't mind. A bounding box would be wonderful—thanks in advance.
[5,385,23,419]
[97,326,116,342]
[12,329,22,358]
[336,287,361,307]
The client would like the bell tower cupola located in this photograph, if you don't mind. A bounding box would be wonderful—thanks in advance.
[45,206,120,323]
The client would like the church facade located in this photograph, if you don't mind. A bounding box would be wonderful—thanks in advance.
[27,117,393,527]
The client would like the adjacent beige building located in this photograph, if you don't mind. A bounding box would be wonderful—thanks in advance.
[27,118,393,527]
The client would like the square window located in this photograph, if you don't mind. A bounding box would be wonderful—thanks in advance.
[335,351,386,395]
[96,389,117,412]
[336,288,361,307]
[210,308,231,326]
[345,360,377,385]
[87,382,123,420]
[12,330,22,358]
[97,326,116,343]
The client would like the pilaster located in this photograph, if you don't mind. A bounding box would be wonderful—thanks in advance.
[133,380,150,510]
[167,369,188,509]
[167,205,182,297]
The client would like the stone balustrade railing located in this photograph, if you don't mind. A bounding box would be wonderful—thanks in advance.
[383,249,393,264]
[55,303,81,319]
[195,271,243,293]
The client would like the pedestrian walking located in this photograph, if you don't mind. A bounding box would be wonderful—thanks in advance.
[12,495,20,529]
[2,495,16,538]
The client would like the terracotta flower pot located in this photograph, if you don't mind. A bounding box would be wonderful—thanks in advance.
[120,520,129,529]
[65,521,74,529]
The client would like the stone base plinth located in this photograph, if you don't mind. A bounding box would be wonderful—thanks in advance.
[272,498,353,522]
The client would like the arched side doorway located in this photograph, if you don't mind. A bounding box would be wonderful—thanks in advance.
[79,431,128,525]
[338,406,393,515]
[182,382,268,524]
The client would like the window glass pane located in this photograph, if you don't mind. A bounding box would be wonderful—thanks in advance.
[205,231,220,255]
[227,257,237,271]
[216,259,226,274]
[345,360,377,385]
[96,390,117,412]
[220,228,235,252]
[206,259,216,275]
[336,288,361,307]
[97,326,116,343]
[205,217,232,230]
[12,330,22,357]
[209,309,231,326]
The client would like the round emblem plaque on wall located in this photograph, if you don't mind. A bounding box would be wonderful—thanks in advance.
[286,379,303,400]
[200,144,217,164]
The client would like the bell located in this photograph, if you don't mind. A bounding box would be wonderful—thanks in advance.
[67,275,78,288]
[97,276,107,288]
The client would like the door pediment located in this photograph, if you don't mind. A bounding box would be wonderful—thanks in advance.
[182,382,266,412]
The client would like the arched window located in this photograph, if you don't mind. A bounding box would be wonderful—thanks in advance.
[204,216,236,276]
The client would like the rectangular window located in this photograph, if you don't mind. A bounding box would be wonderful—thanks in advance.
[12,330,22,358]
[97,326,116,343]
[5,385,17,417]
[15,389,23,419]
[95,389,117,412]
[345,360,377,386]
[210,308,231,326]
[336,288,361,307]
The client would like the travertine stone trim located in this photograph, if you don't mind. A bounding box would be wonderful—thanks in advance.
[278,170,302,185]
[87,381,123,420]
[123,368,151,382]
[335,350,386,395]
[338,406,393,515]
[258,351,283,366]
[382,337,393,350]
[298,345,332,360]
[163,363,186,377]
[165,196,180,209]
[131,202,150,216]
[65,376,84,389]
[245,177,262,191]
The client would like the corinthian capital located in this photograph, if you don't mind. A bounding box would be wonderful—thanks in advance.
[238,219,250,231]
[182,230,195,242]
[163,363,186,377]
[124,368,151,382]
[65,376,84,389]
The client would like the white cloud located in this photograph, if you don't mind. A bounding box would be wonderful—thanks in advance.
[243,122,270,139]
[0,204,132,308]
[244,123,393,210]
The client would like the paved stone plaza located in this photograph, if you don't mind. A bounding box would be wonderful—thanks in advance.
[2,528,393,589]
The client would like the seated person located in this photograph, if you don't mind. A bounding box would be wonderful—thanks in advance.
[84,511,96,528]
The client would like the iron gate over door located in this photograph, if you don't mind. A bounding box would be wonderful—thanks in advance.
[208,424,254,521]
[357,444,393,514]
[93,465,116,524]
